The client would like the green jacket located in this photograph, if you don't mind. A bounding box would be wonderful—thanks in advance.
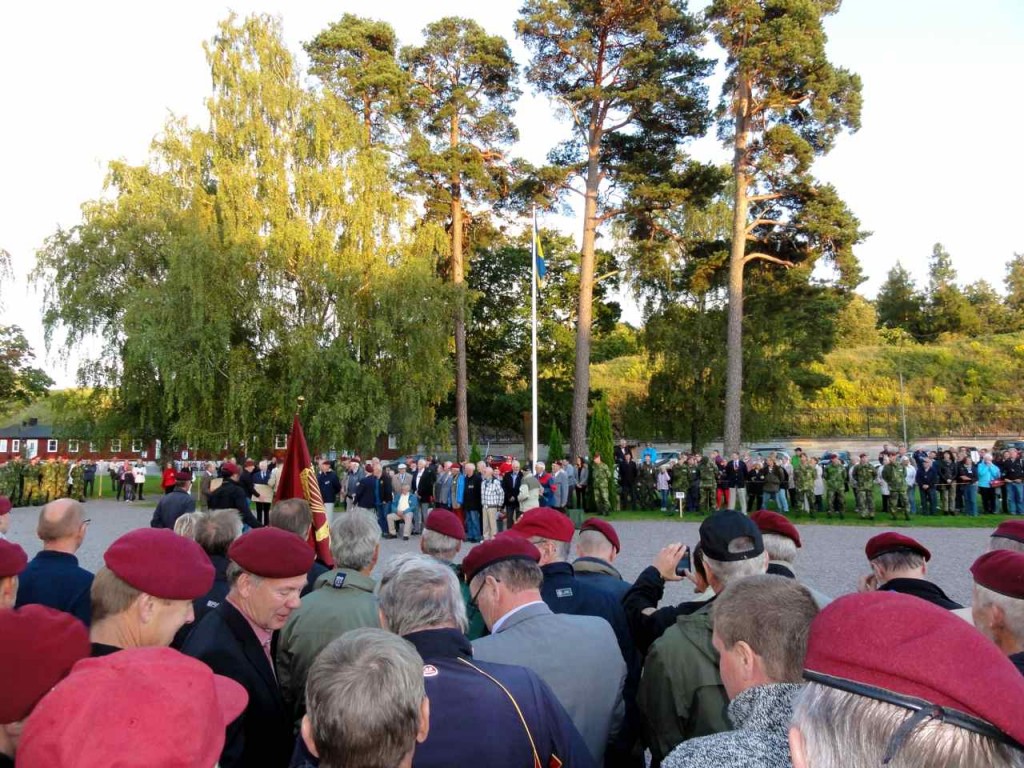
[449,561,487,640]
[637,603,729,765]
[276,567,380,721]
[882,461,906,487]
[795,462,816,491]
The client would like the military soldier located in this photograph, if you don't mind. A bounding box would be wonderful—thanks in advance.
[823,454,846,519]
[698,456,718,514]
[638,455,658,509]
[686,455,702,513]
[793,458,816,515]
[591,453,613,517]
[882,456,910,520]
[852,453,877,519]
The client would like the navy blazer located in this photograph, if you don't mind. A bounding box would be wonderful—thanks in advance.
[182,600,292,768]
[15,550,93,626]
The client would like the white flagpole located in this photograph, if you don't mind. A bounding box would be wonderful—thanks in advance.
[531,205,539,470]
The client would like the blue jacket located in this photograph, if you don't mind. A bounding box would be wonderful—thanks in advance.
[150,488,197,529]
[288,627,595,768]
[353,475,378,508]
[15,550,94,626]
[389,492,419,516]
[317,470,342,504]
[978,461,1002,488]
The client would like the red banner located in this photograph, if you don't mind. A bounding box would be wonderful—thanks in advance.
[274,413,333,567]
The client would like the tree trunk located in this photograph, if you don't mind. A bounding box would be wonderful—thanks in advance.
[451,114,469,463]
[724,71,751,455]
[570,136,601,461]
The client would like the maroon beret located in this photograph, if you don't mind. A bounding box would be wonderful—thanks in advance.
[991,519,1024,545]
[174,470,192,482]
[424,508,465,541]
[244,459,255,467]
[581,517,620,553]
[18,647,248,767]
[511,507,575,543]
[0,495,11,515]
[750,509,802,548]
[461,532,541,582]
[804,592,1024,750]
[971,550,1024,600]
[229,527,313,578]
[865,531,930,562]
[0,605,90,722]
[221,462,240,476]
[104,529,214,600]
[0,539,28,579]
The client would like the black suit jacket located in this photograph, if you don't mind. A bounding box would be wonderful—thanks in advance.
[502,471,523,506]
[182,600,292,768]
[724,460,748,488]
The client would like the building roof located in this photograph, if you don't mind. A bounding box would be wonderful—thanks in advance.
[0,423,56,440]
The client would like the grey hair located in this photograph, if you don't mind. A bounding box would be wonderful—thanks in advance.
[871,551,926,574]
[194,509,242,557]
[763,532,799,565]
[421,529,460,560]
[379,554,468,636]
[535,537,571,563]
[791,682,1024,768]
[305,628,425,768]
[173,512,204,540]
[991,537,1024,554]
[226,561,261,588]
[578,529,615,559]
[470,558,543,594]
[702,550,768,591]
[330,511,381,571]
[974,584,1024,641]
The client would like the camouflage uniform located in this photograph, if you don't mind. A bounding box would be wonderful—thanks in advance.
[591,460,613,517]
[852,461,877,519]
[883,461,910,520]
[823,461,846,518]
[793,461,816,515]
[698,457,718,514]
[22,462,44,506]
[638,460,658,509]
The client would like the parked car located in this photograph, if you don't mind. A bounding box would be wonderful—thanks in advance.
[748,447,791,464]
[655,451,681,467]
[819,450,851,466]
[993,439,1024,454]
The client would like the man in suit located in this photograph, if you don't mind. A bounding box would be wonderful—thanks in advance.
[183,527,313,768]
[467,534,626,764]
[410,458,435,535]
[502,459,524,527]
[724,452,748,514]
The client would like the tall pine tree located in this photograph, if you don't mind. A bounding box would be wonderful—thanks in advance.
[708,0,864,452]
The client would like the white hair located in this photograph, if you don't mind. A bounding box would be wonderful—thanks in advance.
[762,532,799,564]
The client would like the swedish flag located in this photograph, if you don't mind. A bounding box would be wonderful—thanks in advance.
[534,219,546,288]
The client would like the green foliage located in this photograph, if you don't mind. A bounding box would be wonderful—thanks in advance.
[33,14,454,455]
[587,399,617,511]
[1006,253,1024,315]
[469,442,482,464]
[546,422,564,463]
[304,14,409,146]
[0,326,53,418]
[875,262,923,336]
[835,294,879,347]
[464,228,621,434]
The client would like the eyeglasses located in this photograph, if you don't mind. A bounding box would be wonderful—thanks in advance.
[82,519,92,525]
[469,576,499,610]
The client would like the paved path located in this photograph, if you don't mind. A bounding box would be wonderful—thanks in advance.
[4,500,988,606]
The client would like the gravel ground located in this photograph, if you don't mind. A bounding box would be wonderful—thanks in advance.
[4,500,989,606]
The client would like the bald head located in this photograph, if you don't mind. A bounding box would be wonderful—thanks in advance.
[38,498,87,552]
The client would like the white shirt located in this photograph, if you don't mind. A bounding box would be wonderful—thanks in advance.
[492,600,546,634]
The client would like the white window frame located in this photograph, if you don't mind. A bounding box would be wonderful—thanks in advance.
[110,438,122,453]
[131,439,143,453]
[274,434,288,450]
[0,439,7,452]
[388,434,399,450]
[68,439,80,453]
[12,439,21,453]
[89,441,98,453]
[47,439,59,453]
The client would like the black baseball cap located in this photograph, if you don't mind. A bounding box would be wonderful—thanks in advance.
[699,510,764,562]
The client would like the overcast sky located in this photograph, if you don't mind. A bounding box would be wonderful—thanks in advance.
[1,0,1021,387]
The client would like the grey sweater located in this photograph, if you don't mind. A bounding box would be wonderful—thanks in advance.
[661,683,804,768]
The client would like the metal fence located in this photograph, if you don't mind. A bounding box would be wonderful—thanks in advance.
[776,405,1024,440]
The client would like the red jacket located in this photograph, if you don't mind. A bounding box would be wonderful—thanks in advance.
[162,468,177,490]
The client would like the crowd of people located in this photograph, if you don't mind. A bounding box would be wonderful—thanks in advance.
[2,482,1024,767]
[614,440,1023,519]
